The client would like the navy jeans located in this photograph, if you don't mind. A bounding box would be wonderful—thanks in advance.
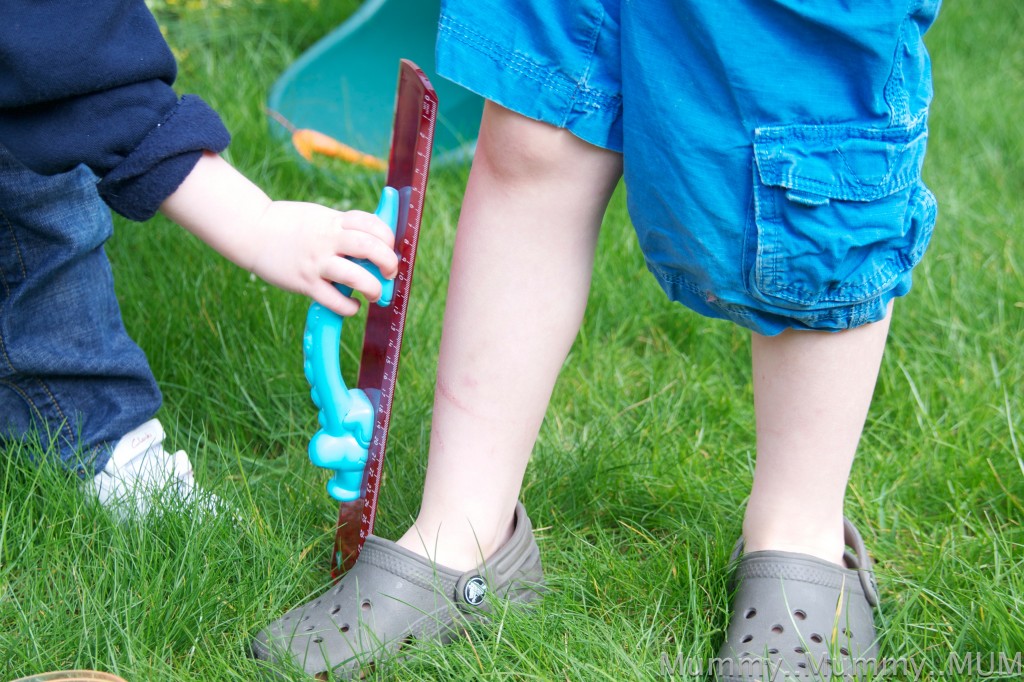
[0,144,161,476]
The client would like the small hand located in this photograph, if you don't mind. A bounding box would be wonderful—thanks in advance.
[249,201,399,315]
[161,152,399,316]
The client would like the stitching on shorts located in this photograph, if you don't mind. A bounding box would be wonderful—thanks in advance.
[754,117,927,202]
[563,4,622,120]
[756,181,935,304]
[651,263,895,330]
[650,266,755,319]
[883,6,913,126]
[439,14,621,113]
[440,15,575,100]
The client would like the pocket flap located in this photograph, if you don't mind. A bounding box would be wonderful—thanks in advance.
[754,117,928,202]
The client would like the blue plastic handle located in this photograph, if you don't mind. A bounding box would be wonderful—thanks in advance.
[303,187,399,501]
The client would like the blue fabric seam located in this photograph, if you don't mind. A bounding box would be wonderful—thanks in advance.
[439,14,621,111]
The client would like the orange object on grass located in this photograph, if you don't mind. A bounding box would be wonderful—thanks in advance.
[291,129,387,170]
[267,109,387,171]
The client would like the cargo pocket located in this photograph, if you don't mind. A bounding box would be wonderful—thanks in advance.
[749,117,936,311]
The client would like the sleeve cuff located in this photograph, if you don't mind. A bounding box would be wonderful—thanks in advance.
[98,94,231,221]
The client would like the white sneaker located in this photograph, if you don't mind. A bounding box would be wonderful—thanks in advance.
[84,418,219,518]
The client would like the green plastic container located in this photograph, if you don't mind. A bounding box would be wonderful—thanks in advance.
[267,0,482,166]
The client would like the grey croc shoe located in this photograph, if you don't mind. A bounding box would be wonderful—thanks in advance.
[716,519,880,681]
[253,502,544,680]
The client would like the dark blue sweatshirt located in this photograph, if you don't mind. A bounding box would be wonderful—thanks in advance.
[0,0,231,220]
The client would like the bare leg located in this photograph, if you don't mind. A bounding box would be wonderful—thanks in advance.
[742,305,893,564]
[395,103,623,570]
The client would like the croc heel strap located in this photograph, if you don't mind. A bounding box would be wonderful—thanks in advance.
[253,502,544,679]
[716,518,879,681]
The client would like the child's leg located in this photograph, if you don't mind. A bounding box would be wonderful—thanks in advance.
[0,144,162,473]
[395,102,623,570]
[742,306,892,565]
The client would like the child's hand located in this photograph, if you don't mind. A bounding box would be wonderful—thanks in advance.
[161,152,397,315]
[247,201,397,316]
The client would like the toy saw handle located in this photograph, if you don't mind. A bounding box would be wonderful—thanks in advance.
[302,188,399,501]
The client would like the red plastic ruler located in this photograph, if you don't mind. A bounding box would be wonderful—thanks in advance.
[332,60,437,577]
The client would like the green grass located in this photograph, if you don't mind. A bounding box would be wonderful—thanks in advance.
[2,0,1023,679]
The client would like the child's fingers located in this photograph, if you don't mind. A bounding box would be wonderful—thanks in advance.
[320,256,385,303]
[338,211,397,248]
[309,279,361,317]
[331,226,399,279]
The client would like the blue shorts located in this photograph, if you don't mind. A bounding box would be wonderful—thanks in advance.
[436,0,942,335]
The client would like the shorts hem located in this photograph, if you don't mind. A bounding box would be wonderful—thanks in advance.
[649,264,908,336]
[437,12,623,152]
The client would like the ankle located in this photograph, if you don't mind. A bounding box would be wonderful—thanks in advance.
[395,509,515,572]
[741,516,846,566]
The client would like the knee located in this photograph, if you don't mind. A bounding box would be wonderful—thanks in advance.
[473,101,599,186]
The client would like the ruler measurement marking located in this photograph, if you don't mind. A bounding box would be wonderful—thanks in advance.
[337,77,436,575]
[360,97,434,538]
